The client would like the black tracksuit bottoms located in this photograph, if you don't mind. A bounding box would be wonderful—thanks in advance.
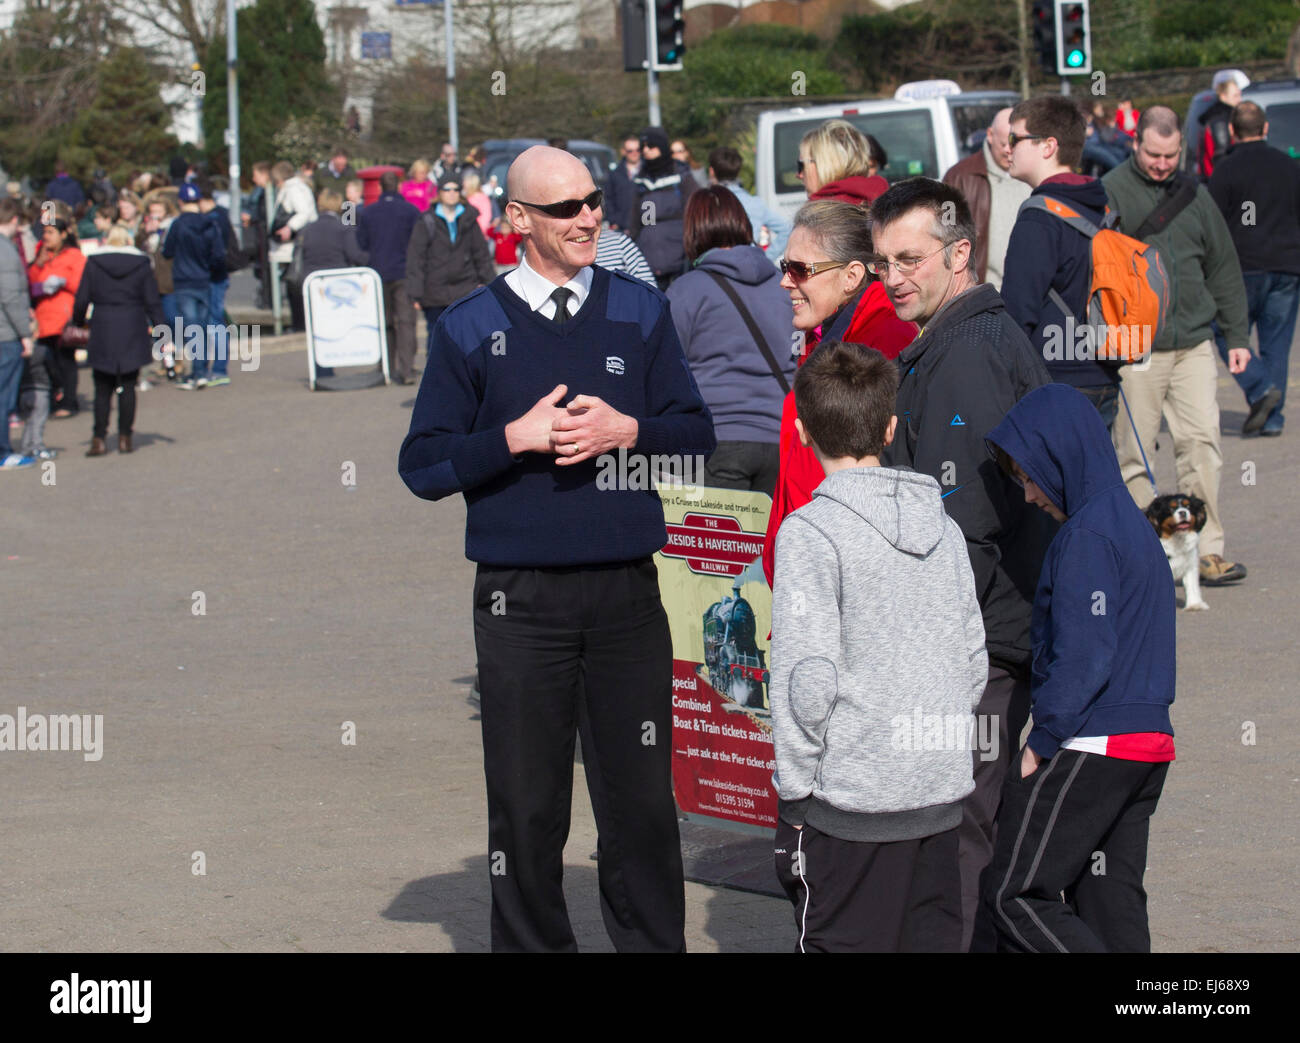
[773,820,962,952]
[982,748,1169,952]
[472,557,686,953]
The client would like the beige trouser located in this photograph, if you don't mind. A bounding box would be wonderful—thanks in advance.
[1113,340,1224,556]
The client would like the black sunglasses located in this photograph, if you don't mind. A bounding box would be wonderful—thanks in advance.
[513,189,603,219]
[1008,132,1047,149]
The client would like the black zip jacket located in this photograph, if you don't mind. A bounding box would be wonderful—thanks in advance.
[882,283,1055,670]
[405,206,495,308]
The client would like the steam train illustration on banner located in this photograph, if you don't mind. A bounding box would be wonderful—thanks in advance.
[699,573,770,714]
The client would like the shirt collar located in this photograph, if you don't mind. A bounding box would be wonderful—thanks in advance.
[508,251,593,314]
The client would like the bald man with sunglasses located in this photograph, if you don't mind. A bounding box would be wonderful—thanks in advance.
[399,146,715,953]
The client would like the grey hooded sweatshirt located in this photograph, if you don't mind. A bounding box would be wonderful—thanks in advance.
[770,466,987,842]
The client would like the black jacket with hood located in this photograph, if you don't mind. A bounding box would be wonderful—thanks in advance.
[72,247,166,376]
[882,283,1055,670]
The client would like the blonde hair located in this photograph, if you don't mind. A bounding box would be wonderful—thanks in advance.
[801,119,873,185]
[105,225,134,247]
[409,158,431,181]
[116,189,143,217]
[317,189,343,213]
[461,170,481,195]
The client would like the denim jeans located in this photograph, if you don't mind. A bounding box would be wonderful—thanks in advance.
[208,278,230,377]
[1213,270,1299,432]
[174,287,210,380]
[0,339,23,456]
[1077,383,1120,432]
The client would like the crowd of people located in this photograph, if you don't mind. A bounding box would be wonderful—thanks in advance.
[395,70,1290,954]
[1,79,1289,954]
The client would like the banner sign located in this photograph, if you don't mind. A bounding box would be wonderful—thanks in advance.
[656,486,778,832]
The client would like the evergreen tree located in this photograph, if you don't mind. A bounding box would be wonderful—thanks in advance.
[66,49,180,185]
[200,0,339,172]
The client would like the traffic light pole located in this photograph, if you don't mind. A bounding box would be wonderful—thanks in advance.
[645,1,660,125]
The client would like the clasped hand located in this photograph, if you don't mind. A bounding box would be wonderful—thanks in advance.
[504,384,638,465]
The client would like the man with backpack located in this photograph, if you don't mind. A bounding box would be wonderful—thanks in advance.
[1003,96,1123,428]
[1103,106,1251,588]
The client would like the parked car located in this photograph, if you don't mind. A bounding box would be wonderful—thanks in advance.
[479,138,617,209]
[1241,79,1300,161]
[755,80,1019,224]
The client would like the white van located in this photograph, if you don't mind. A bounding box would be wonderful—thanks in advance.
[755,80,1019,224]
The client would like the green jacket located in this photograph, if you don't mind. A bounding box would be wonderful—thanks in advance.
[1102,157,1248,351]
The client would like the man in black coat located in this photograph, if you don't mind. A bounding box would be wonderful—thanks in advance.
[357,171,421,384]
[1208,100,1298,437]
[405,172,495,349]
[871,177,1054,951]
[605,136,641,233]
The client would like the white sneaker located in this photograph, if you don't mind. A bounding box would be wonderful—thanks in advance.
[195,377,209,389]
[1,453,36,470]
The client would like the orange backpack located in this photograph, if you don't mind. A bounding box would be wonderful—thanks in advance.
[1019,195,1170,365]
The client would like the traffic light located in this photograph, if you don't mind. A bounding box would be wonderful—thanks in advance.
[1032,0,1057,75]
[653,0,685,70]
[1055,0,1092,76]
[622,0,647,72]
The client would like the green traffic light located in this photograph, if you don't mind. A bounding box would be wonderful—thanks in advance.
[1067,48,1085,68]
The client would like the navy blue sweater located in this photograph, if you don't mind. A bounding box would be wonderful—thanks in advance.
[398,266,716,566]
[357,193,420,282]
[1001,175,1119,388]
[985,384,1175,758]
[162,211,224,291]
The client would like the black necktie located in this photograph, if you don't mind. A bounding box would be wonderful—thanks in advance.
[550,287,572,327]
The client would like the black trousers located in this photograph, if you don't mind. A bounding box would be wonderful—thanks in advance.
[959,662,1031,951]
[774,820,962,952]
[983,749,1169,952]
[92,368,137,438]
[44,336,79,415]
[703,440,781,498]
[382,279,418,380]
[473,557,685,952]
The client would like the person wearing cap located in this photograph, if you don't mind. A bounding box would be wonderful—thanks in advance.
[398,145,714,952]
[625,127,698,290]
[162,182,225,390]
[404,171,494,344]
[1198,69,1249,181]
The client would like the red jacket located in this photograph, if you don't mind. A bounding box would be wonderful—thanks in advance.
[28,246,86,339]
[761,281,917,586]
[809,175,890,207]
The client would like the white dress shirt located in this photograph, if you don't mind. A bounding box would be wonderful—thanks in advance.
[503,252,593,321]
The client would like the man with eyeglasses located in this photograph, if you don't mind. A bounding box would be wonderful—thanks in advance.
[605,136,641,234]
[871,177,1053,951]
[398,146,714,953]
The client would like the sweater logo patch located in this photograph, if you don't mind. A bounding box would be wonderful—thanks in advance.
[605,356,625,375]
[950,414,966,426]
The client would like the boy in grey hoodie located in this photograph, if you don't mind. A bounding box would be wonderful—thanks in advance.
[770,341,988,952]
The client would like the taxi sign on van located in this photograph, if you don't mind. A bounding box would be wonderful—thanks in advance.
[894,79,962,102]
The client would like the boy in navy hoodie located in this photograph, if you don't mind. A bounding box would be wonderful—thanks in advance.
[982,384,1175,953]
[1002,96,1123,428]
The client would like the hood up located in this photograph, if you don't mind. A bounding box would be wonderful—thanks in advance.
[985,383,1123,518]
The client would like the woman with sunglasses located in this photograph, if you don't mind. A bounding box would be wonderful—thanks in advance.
[798,119,890,207]
[665,186,794,496]
[761,200,917,586]
[626,126,698,290]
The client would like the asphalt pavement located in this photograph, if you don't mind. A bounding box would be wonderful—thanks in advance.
[0,274,1295,951]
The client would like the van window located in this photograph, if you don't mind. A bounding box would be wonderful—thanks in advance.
[1260,101,1300,160]
[772,110,939,195]
[948,100,1014,157]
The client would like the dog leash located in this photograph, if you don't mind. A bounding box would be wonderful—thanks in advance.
[1119,383,1159,495]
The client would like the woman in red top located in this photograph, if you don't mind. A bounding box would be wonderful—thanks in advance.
[798,119,890,208]
[27,216,87,418]
[762,200,916,586]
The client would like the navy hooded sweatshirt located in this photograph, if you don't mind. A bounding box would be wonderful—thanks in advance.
[985,384,1175,759]
[1001,174,1120,389]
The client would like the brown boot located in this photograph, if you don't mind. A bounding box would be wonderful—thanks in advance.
[86,437,107,457]
[118,433,133,454]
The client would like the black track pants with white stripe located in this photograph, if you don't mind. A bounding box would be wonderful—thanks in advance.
[983,748,1169,953]
[773,820,962,952]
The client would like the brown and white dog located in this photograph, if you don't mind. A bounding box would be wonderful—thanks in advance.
[1144,494,1209,611]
